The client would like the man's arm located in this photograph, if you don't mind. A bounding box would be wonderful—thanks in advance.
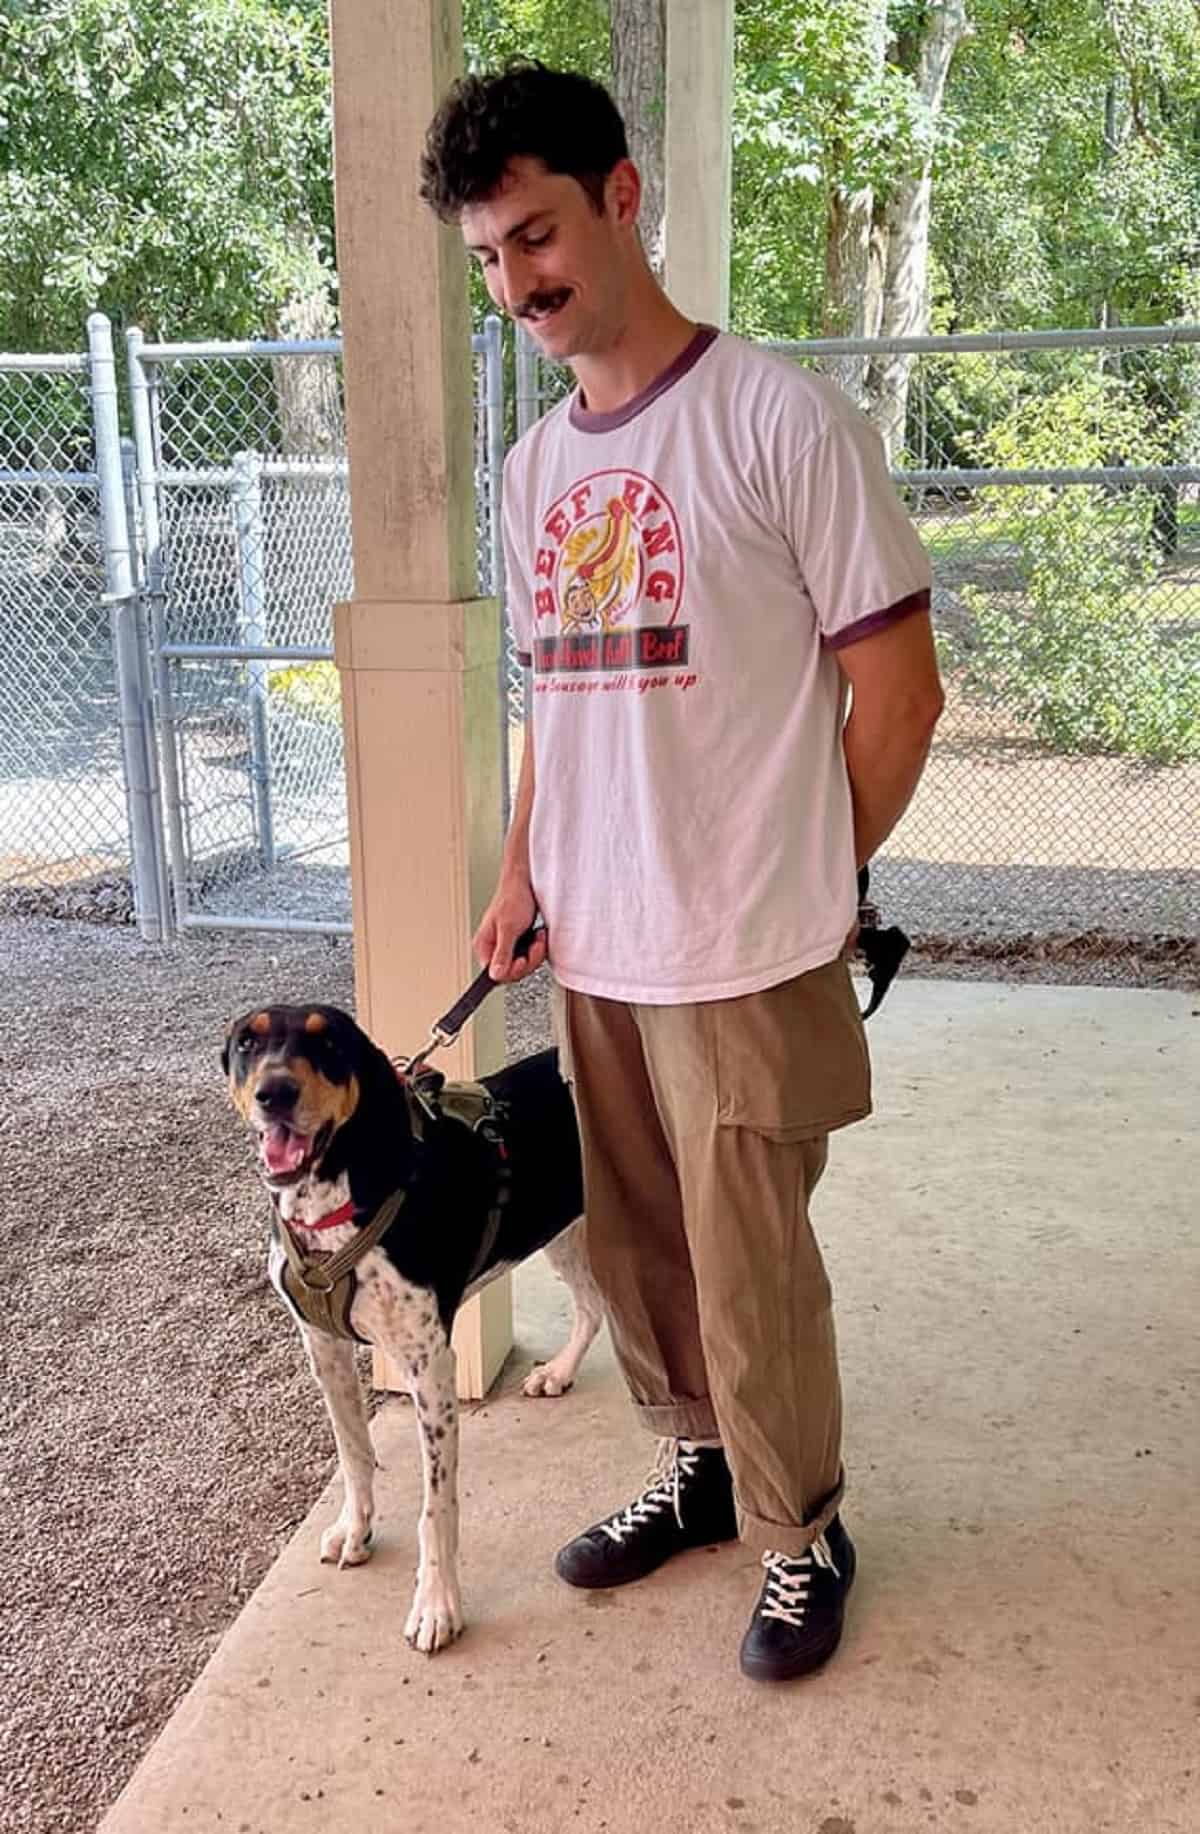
[472,731,547,981]
[834,610,944,869]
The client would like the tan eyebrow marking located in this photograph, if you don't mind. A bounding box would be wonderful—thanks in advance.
[304,1012,327,1034]
[249,1012,270,1035]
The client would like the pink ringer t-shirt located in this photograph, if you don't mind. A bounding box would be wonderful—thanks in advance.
[501,328,932,1004]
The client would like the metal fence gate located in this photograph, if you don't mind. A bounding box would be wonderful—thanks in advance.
[0,320,168,935]
[0,313,507,941]
[127,315,507,938]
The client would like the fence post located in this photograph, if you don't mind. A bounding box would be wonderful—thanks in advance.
[126,326,186,935]
[87,312,165,943]
[230,449,276,870]
[120,433,172,936]
[515,324,539,439]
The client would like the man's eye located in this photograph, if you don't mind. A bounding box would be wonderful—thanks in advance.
[524,231,552,250]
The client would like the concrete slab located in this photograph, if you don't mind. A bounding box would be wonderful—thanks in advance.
[100,982,1199,1834]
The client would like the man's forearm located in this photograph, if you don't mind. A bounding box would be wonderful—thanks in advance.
[843,702,940,869]
[501,729,536,889]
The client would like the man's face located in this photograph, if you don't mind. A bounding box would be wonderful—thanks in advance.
[461,155,637,361]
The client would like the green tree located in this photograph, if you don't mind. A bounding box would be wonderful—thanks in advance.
[0,0,334,350]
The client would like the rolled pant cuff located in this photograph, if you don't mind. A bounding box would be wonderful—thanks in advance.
[735,1475,845,1558]
[633,1398,722,1440]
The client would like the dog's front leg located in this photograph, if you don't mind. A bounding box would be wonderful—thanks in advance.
[301,1327,376,1568]
[404,1341,463,1654]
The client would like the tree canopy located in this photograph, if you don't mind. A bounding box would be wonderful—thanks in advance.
[0,0,1196,351]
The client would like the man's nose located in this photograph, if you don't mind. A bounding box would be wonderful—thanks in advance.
[495,246,534,314]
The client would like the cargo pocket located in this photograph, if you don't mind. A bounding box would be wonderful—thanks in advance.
[712,959,871,1142]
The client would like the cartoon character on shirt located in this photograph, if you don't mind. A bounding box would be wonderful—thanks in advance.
[560,497,636,632]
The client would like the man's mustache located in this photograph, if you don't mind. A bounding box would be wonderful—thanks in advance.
[516,290,571,319]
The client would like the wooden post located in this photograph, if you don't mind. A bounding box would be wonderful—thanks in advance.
[663,0,734,328]
[329,0,512,1400]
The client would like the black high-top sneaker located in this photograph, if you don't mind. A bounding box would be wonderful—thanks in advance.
[554,1440,738,1588]
[738,1515,857,1681]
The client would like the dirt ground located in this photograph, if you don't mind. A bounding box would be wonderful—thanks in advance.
[0,914,1196,1834]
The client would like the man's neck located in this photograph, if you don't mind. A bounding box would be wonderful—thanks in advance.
[570,289,701,417]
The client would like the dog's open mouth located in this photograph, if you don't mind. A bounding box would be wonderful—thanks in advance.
[259,1121,314,1177]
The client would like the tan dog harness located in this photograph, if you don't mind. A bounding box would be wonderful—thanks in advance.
[271,1073,510,1343]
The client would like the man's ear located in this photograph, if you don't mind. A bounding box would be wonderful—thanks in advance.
[605,157,642,231]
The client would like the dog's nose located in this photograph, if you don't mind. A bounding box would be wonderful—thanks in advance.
[255,1075,300,1115]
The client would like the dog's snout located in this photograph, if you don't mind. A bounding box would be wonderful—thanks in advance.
[255,1074,300,1115]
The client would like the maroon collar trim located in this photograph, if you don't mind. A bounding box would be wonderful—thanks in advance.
[568,324,720,434]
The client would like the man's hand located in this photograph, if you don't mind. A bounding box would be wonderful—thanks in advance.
[474,878,548,983]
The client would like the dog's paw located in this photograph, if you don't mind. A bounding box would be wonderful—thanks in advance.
[320,1516,374,1568]
[522,1358,576,1399]
[404,1572,464,1654]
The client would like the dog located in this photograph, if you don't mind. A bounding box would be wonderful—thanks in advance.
[222,1004,604,1652]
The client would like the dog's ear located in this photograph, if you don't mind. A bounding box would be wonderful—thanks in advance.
[220,1021,235,1077]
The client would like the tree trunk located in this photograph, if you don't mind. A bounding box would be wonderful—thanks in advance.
[610,0,667,277]
[821,0,889,405]
[866,1,969,463]
[271,280,344,458]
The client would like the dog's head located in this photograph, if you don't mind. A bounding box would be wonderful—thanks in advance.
[222,1004,385,1183]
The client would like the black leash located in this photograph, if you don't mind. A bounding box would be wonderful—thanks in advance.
[856,865,910,1020]
[398,925,542,1074]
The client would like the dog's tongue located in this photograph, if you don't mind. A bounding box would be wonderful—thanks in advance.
[263,1123,309,1175]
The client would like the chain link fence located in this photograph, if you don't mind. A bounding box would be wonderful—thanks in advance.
[0,316,506,938]
[0,347,151,923]
[127,332,356,933]
[126,318,505,935]
[2,317,1196,957]
[776,326,1200,945]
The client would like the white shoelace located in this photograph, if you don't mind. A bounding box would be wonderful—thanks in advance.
[600,1438,702,1545]
[759,1534,840,1627]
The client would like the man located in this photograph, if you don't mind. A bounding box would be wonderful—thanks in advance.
[420,61,943,1682]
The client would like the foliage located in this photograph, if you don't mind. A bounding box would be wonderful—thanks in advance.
[268,659,341,720]
[934,0,1200,333]
[953,374,1199,762]
[2,0,1197,394]
[0,0,333,350]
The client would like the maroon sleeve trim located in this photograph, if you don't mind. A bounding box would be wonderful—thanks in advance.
[823,586,931,652]
[515,649,533,667]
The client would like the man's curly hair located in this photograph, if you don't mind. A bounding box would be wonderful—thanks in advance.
[420,61,629,222]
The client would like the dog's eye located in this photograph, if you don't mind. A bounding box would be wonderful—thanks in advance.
[235,1034,255,1055]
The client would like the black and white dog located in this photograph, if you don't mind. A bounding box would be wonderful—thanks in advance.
[222,1004,603,1652]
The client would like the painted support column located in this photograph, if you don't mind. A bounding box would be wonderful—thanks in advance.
[329,0,512,1399]
[663,0,734,329]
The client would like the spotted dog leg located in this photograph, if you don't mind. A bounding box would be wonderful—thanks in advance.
[524,1216,604,1398]
[300,1327,377,1568]
[403,1341,463,1654]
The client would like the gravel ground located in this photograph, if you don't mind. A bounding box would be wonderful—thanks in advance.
[1,913,1196,1834]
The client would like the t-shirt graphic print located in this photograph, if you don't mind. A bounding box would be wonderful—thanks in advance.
[531,468,690,686]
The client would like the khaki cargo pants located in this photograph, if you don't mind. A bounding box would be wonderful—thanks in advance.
[553,957,871,1558]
